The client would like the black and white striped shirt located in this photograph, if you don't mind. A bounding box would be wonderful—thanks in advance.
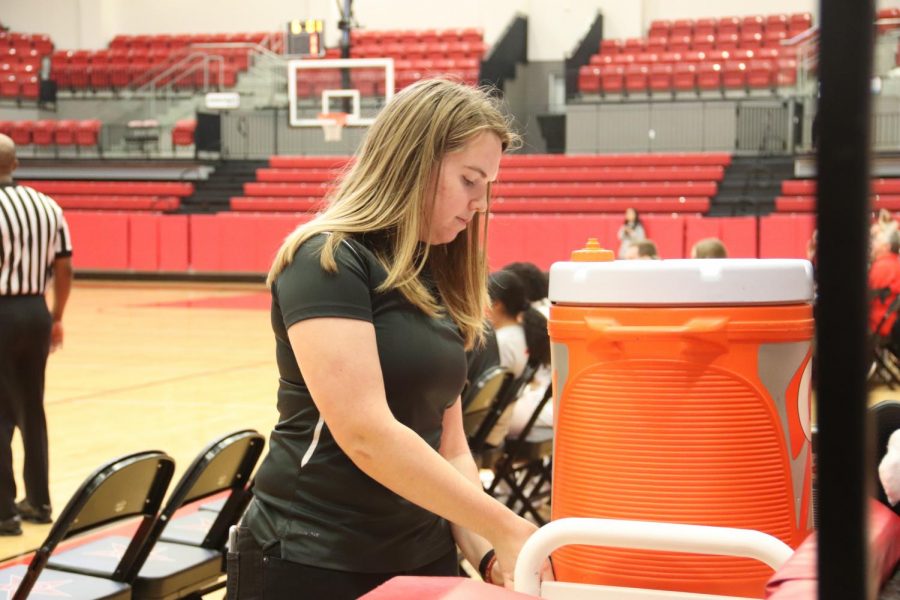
[0,182,73,296]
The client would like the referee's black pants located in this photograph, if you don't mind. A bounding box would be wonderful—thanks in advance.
[0,295,52,520]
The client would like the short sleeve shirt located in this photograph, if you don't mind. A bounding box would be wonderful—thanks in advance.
[243,233,468,573]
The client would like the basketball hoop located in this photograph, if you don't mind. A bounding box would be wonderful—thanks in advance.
[318,112,348,142]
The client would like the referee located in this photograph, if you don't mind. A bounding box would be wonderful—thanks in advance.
[0,133,73,535]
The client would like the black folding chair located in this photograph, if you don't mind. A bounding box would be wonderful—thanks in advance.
[487,382,554,525]
[0,450,175,600]
[47,430,265,600]
[468,364,539,464]
[462,365,509,440]
[869,288,900,388]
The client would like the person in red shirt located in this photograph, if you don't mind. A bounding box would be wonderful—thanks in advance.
[869,230,900,337]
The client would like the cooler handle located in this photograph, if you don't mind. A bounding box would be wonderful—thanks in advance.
[584,316,729,346]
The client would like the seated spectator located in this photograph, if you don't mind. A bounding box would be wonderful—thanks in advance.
[485,271,550,447]
[691,237,728,259]
[503,261,550,317]
[869,230,900,338]
[624,240,659,260]
[874,208,898,239]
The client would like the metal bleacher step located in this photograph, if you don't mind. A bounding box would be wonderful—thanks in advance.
[709,155,796,216]
[183,159,268,213]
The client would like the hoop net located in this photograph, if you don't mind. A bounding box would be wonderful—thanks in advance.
[318,112,348,142]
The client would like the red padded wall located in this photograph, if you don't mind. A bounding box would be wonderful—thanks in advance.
[759,214,816,259]
[684,216,758,258]
[189,213,314,272]
[159,215,189,271]
[65,211,130,270]
[129,213,160,271]
[642,214,687,259]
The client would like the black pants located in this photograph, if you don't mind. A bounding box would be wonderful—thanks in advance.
[0,296,52,519]
[227,527,459,599]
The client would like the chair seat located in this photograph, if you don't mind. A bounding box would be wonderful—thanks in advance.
[158,511,216,546]
[48,535,222,599]
[506,426,553,461]
[0,564,130,599]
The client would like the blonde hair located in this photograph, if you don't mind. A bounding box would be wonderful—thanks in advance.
[692,237,728,259]
[268,78,520,348]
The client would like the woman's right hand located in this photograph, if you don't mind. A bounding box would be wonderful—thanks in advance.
[490,514,539,589]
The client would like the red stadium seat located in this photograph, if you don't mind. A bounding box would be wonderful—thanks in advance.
[647,36,668,53]
[671,19,694,38]
[682,50,707,63]
[776,59,798,86]
[672,63,697,91]
[75,120,102,147]
[624,63,649,94]
[20,75,39,100]
[747,60,774,88]
[766,14,789,34]
[9,121,32,145]
[659,51,683,64]
[764,30,788,47]
[578,65,601,94]
[740,32,763,49]
[717,17,741,37]
[31,120,56,146]
[600,64,625,94]
[623,38,647,54]
[635,52,658,65]
[667,35,692,53]
[600,39,622,55]
[0,73,18,98]
[715,33,739,51]
[54,120,78,146]
[789,13,813,35]
[722,61,747,89]
[692,35,716,52]
[741,15,765,36]
[648,20,672,38]
[694,18,717,37]
[648,63,673,92]
[696,62,723,90]
[32,34,53,56]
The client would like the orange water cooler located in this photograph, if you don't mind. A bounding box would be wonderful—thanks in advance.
[548,242,815,598]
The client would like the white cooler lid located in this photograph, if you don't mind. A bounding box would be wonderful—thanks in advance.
[550,258,815,306]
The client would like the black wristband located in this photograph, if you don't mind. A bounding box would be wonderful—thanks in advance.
[478,549,495,579]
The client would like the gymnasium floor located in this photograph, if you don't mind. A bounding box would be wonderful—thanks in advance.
[0,281,279,560]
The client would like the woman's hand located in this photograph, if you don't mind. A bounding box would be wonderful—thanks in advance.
[490,514,538,589]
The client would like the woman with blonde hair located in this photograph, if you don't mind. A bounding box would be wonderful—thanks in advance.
[230,79,545,598]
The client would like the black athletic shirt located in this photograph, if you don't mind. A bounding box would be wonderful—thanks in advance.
[243,233,468,573]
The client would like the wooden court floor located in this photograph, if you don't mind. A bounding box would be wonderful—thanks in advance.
[0,281,279,561]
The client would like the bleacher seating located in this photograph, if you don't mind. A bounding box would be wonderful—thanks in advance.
[18,180,193,211]
[775,178,900,212]
[231,153,729,214]
[0,119,102,151]
[578,12,811,96]
[343,28,485,89]
[0,30,53,103]
[51,31,280,92]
